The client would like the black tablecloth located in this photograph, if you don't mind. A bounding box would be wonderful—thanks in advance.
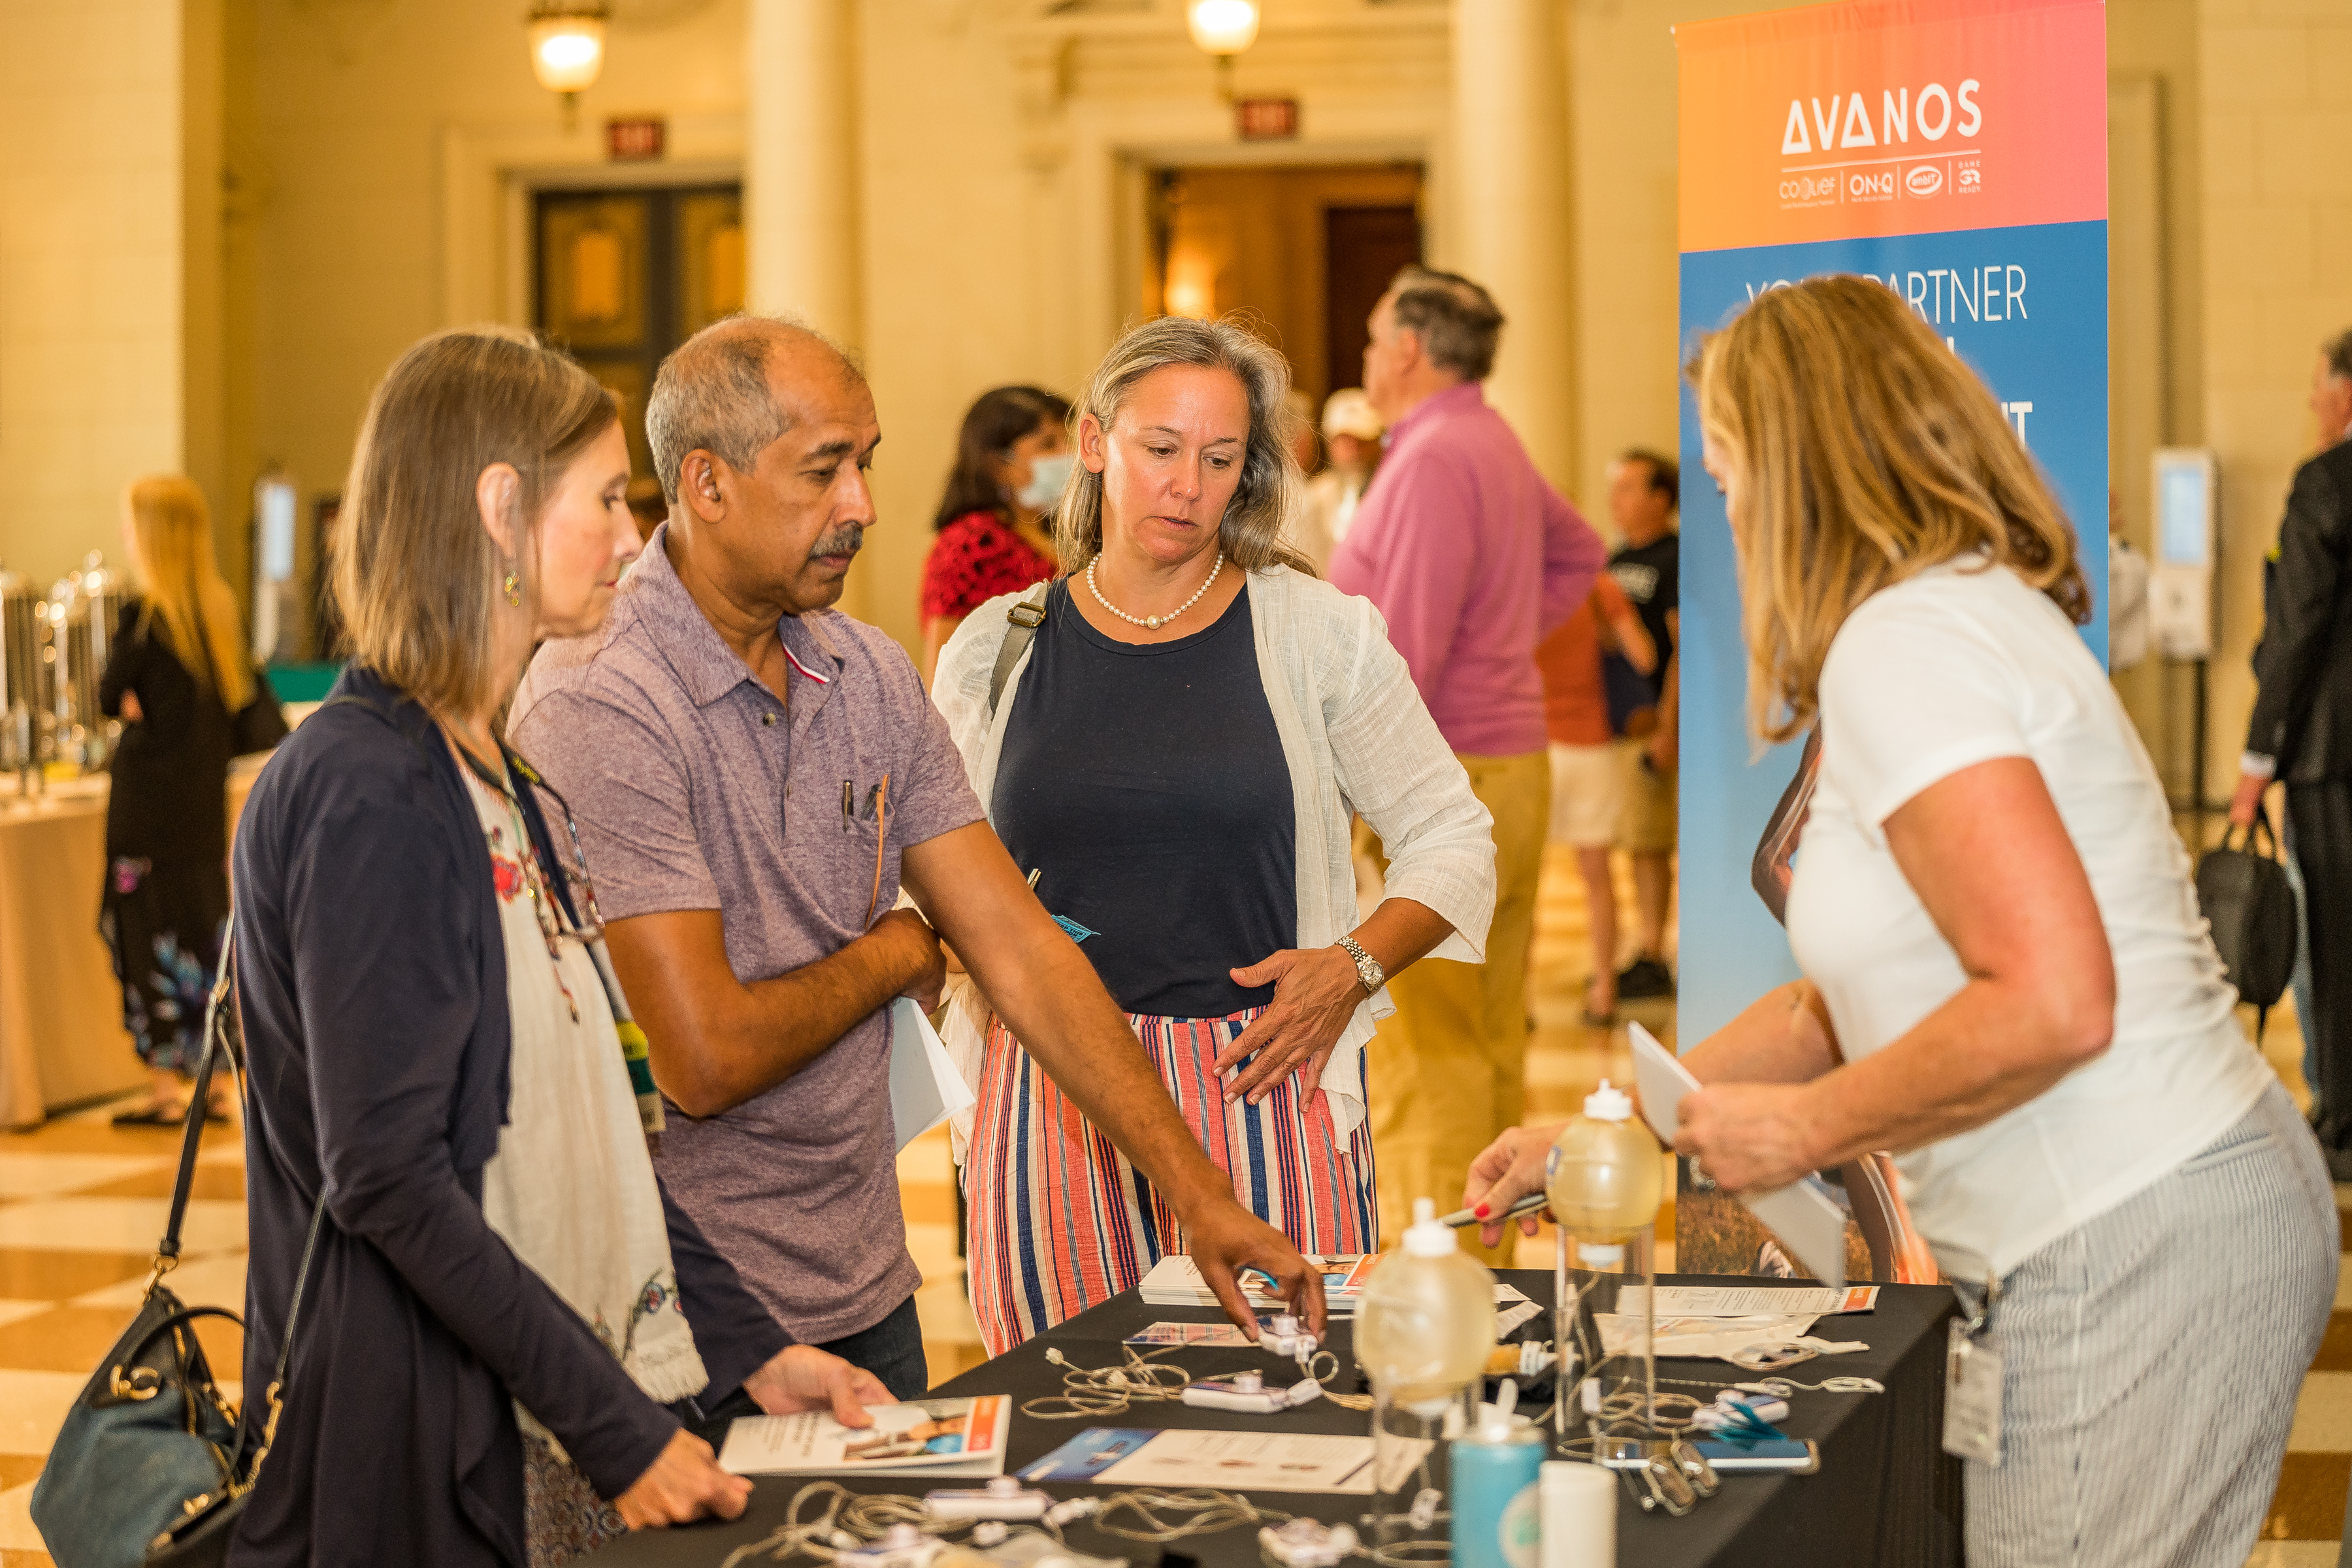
[600,1274,1960,1568]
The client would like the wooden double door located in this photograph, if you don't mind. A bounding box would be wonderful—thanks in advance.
[535,184,745,514]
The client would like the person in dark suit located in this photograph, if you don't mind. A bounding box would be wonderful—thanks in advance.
[2230,327,2352,1177]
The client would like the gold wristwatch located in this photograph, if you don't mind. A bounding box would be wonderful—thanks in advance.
[1337,935,1385,996]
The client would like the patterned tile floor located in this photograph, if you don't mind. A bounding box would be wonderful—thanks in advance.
[0,842,2339,1565]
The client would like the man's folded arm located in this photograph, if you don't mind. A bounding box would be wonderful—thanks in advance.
[605,907,937,1117]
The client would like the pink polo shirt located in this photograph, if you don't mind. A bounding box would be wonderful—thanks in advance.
[1328,382,1607,757]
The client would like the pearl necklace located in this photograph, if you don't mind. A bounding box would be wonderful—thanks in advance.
[1086,550,1224,631]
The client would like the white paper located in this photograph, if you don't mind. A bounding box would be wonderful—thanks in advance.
[1595,1312,1820,1359]
[1627,1021,1701,1145]
[889,997,976,1152]
[1093,1430,1382,1494]
[1627,1022,1847,1292]
[1616,1285,1879,1317]
[1137,1254,1531,1320]
[719,1396,1009,1478]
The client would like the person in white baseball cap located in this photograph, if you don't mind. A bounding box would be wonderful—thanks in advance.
[1296,387,1384,574]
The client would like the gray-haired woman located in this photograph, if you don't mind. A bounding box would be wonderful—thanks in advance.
[934,317,1497,1352]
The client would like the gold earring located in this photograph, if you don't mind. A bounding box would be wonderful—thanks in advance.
[502,568,522,608]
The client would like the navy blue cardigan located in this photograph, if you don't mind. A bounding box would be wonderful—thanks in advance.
[229,668,788,1566]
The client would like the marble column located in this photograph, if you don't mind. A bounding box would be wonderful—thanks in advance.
[1449,0,1576,487]
[746,0,860,350]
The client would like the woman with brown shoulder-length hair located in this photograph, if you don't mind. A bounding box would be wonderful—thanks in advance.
[1463,275,2332,1566]
[229,327,884,1567]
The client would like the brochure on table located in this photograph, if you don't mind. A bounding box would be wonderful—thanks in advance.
[1137,1255,1367,1313]
[1022,1428,1383,1494]
[1139,1255,1537,1329]
[719,1396,1009,1478]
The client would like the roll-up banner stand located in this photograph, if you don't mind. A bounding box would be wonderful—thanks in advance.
[1672,0,2108,1276]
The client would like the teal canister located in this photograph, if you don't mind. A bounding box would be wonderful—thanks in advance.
[1451,1393,1548,1568]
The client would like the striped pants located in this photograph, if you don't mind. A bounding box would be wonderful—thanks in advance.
[964,1008,1378,1358]
[1963,1080,2336,1567]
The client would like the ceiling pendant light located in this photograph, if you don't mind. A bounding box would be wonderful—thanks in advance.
[528,1,611,126]
[1185,0,1260,102]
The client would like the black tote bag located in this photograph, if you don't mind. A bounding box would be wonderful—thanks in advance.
[2195,802,2300,1038]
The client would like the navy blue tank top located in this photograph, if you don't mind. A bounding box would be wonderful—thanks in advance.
[993,578,1297,1017]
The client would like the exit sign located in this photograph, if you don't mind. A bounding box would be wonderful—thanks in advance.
[606,117,666,161]
[1236,98,1299,140]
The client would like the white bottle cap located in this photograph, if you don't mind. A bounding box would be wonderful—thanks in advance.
[1402,1196,1457,1258]
[1583,1079,1633,1122]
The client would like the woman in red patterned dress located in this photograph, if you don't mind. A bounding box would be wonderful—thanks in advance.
[919,385,1072,681]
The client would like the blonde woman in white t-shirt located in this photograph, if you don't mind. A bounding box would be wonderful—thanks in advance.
[1462,276,2334,1567]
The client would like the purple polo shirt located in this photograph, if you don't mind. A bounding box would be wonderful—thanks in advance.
[1328,382,1607,756]
[508,525,985,1343]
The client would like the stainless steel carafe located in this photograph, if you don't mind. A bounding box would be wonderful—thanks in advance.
[50,552,129,771]
[0,568,45,782]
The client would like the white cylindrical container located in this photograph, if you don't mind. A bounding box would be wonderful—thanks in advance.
[1539,1460,1614,1568]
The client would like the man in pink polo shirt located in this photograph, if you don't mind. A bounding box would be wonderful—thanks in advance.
[1329,266,1607,1255]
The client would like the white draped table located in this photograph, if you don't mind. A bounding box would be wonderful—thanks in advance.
[0,760,263,1127]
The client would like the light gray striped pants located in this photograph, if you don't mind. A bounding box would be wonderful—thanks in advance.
[1963,1080,2338,1567]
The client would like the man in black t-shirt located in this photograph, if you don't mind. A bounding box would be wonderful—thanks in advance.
[1603,450,1680,1000]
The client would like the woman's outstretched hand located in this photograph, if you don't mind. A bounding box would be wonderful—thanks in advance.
[1463,1123,1563,1251]
[1213,945,1365,1105]
[613,1429,750,1530]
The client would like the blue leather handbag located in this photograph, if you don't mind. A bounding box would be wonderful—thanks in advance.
[30,936,324,1568]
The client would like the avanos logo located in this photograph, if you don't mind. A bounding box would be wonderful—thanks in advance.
[1906,165,1944,197]
[1781,82,1982,154]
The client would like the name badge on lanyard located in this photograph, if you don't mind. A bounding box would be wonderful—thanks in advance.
[1942,1277,2003,1465]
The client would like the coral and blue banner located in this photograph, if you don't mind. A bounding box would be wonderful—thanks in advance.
[1672,0,2108,1273]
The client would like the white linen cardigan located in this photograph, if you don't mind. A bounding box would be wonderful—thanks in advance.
[930,564,1497,1150]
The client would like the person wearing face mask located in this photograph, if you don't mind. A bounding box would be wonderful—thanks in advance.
[933,316,1497,1352]
[919,386,1074,682]
[227,329,886,1567]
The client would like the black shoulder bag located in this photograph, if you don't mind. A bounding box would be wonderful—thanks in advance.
[29,932,327,1568]
[2195,800,2301,1041]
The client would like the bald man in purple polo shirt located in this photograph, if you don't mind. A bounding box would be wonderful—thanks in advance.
[1328,267,1606,1256]
[511,319,1322,1396]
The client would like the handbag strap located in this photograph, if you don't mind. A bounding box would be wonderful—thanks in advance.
[987,587,1048,717]
[151,917,331,1476]
[235,1190,327,1476]
[156,936,238,1264]
[2232,796,2284,860]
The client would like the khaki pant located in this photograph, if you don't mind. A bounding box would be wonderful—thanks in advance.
[1362,749,1549,1264]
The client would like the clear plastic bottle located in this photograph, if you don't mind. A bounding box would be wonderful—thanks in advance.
[1356,1198,1499,1558]
[1544,1081,1663,1465]
[1544,1081,1662,1258]
[1357,1198,1498,1408]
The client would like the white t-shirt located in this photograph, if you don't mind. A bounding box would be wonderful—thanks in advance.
[1785,559,2272,1282]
